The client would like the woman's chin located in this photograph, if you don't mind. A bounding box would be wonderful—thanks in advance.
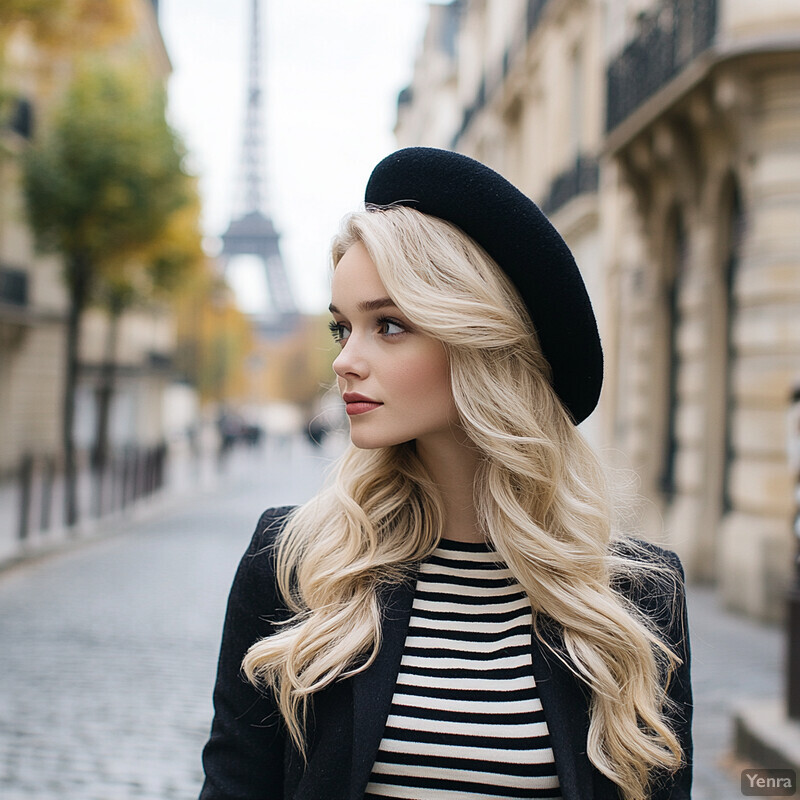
[348,429,408,450]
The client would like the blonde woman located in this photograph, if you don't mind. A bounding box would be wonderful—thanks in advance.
[199,148,692,800]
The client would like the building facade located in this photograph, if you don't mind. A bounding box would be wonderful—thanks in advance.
[397,0,800,620]
[0,0,176,561]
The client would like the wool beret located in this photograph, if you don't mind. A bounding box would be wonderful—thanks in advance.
[364,146,603,425]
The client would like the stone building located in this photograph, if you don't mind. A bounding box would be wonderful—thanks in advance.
[396,0,800,620]
[0,0,176,561]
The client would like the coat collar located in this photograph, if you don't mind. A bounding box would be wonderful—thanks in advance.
[350,578,417,800]
[531,622,595,799]
[348,575,598,800]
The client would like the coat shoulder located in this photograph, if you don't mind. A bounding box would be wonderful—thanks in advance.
[234,505,299,615]
[612,536,684,571]
[609,537,688,647]
[231,505,295,587]
[610,536,686,595]
[251,505,298,549]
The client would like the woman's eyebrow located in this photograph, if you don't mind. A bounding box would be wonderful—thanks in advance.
[328,298,398,314]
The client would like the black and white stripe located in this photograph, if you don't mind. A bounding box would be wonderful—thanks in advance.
[365,539,561,799]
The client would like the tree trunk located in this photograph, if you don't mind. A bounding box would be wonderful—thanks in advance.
[63,254,90,528]
[91,297,122,516]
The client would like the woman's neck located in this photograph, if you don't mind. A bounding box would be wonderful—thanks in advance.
[416,431,483,543]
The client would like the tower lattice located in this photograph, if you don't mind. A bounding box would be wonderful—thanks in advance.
[221,0,297,335]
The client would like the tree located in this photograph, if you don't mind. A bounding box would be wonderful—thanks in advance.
[90,179,204,494]
[22,59,197,524]
[0,0,133,50]
[173,266,254,406]
[0,0,134,121]
[1,1,134,245]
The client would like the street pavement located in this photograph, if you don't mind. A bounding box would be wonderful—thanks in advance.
[0,433,785,800]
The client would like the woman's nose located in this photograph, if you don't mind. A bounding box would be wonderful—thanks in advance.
[332,337,368,379]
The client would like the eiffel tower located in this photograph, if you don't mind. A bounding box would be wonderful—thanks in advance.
[221,0,298,337]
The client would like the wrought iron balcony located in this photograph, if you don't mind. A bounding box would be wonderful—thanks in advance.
[542,154,599,215]
[606,0,717,133]
[0,267,29,307]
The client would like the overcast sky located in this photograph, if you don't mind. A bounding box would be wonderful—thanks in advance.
[159,0,432,314]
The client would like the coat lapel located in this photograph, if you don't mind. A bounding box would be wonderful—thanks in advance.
[290,678,353,800]
[346,581,601,800]
[349,578,416,800]
[531,624,595,800]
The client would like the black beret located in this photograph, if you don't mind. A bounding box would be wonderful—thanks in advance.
[364,146,603,425]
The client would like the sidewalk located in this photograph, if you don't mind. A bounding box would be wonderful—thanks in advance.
[0,435,263,573]
[687,582,786,799]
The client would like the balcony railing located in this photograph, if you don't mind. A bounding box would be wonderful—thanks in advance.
[606,0,717,133]
[542,155,599,215]
[0,267,29,307]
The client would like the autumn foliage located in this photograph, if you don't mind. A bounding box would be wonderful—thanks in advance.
[19,45,203,521]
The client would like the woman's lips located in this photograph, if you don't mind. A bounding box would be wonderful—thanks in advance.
[345,401,382,416]
[342,392,382,416]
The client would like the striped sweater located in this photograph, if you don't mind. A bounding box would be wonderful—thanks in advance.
[364,539,562,799]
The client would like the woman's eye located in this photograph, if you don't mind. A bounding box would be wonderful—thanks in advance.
[379,318,405,336]
[329,317,404,344]
[328,320,349,343]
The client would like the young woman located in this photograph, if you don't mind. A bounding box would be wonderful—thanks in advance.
[199,148,692,800]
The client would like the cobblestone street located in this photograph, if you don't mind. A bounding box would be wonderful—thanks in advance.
[0,434,786,800]
[0,436,337,800]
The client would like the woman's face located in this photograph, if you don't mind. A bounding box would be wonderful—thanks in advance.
[329,242,459,450]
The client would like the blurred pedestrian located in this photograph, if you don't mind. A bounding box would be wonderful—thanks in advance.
[199,148,692,800]
[790,381,800,538]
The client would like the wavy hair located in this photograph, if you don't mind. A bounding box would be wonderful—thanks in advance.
[243,205,684,800]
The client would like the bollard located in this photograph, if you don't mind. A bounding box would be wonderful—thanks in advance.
[17,453,34,540]
[788,380,800,720]
[40,457,55,532]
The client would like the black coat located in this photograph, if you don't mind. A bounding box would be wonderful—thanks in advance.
[200,506,692,800]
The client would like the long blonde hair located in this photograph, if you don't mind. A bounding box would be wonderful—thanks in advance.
[243,206,684,800]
